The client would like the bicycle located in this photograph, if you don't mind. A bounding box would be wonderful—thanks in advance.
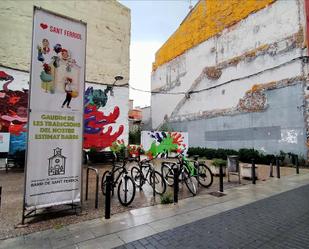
[130,157,167,195]
[101,154,136,206]
[161,154,213,196]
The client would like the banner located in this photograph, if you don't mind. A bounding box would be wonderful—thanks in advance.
[0,133,10,153]
[25,7,86,209]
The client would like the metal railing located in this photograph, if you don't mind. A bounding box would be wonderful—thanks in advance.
[85,166,99,209]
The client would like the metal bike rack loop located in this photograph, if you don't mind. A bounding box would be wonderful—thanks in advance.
[85,166,99,209]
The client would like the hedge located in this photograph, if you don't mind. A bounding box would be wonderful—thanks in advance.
[187,147,279,165]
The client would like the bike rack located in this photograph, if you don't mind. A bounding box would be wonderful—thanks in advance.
[85,166,99,209]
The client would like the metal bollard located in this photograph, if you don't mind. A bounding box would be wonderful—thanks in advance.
[139,164,143,191]
[153,169,156,198]
[219,164,224,192]
[269,162,273,177]
[85,168,89,200]
[95,173,99,209]
[173,167,179,203]
[251,159,256,184]
[295,155,299,174]
[276,157,280,179]
[105,174,112,219]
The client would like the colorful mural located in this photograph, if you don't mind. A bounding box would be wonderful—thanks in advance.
[83,85,127,151]
[0,68,129,153]
[141,131,188,158]
[0,69,28,154]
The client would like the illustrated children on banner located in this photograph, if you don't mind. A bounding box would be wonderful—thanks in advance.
[37,39,80,108]
[62,77,73,108]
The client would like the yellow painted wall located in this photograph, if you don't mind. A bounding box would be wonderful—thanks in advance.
[153,0,275,71]
[0,0,130,84]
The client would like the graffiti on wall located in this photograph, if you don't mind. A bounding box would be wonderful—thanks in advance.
[0,70,28,154]
[83,85,124,150]
[0,69,128,153]
[141,131,188,158]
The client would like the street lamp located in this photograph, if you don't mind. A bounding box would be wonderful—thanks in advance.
[109,75,124,96]
[113,75,124,85]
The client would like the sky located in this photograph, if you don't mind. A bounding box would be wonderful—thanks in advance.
[119,0,198,108]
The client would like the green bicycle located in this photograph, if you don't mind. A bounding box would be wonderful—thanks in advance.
[161,154,213,196]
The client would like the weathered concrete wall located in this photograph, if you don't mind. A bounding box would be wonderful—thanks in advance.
[169,84,306,156]
[151,0,308,157]
[0,0,130,84]
[152,0,275,70]
[141,106,151,130]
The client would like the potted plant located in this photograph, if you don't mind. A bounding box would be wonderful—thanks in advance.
[210,158,227,176]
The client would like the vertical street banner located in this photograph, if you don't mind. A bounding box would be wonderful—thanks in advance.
[25,7,86,209]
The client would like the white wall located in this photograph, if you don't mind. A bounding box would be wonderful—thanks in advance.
[151,0,305,129]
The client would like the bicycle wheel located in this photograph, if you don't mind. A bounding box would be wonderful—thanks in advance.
[117,174,136,206]
[183,169,197,196]
[149,170,167,195]
[130,166,143,187]
[161,163,174,186]
[197,163,213,188]
[101,170,110,195]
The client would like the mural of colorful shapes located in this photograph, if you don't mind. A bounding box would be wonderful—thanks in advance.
[10,131,27,154]
[85,86,113,109]
[83,124,124,150]
[0,71,28,131]
[146,131,187,158]
[84,105,120,134]
[84,85,126,150]
[84,85,124,150]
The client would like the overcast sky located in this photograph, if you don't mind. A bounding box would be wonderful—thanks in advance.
[119,0,198,108]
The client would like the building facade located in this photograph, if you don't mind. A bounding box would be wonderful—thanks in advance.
[0,0,130,153]
[151,0,309,159]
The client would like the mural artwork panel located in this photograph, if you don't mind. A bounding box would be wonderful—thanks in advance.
[141,131,188,158]
[0,67,29,154]
[84,83,128,151]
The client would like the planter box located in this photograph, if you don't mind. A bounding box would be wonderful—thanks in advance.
[209,165,226,176]
[87,151,115,164]
[241,164,259,179]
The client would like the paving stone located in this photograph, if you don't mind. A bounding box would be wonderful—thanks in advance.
[113,184,309,249]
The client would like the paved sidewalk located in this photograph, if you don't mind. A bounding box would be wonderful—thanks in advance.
[115,182,309,249]
[1,173,309,249]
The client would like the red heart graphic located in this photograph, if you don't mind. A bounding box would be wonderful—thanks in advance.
[40,23,48,30]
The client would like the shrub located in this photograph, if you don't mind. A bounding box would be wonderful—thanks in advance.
[238,148,260,163]
[212,158,227,167]
[188,147,238,160]
[160,191,173,204]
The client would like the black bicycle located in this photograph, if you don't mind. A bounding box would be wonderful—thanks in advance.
[161,154,213,195]
[101,156,136,206]
[131,158,167,195]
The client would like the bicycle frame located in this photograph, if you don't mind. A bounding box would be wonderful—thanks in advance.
[110,162,129,188]
[138,161,154,183]
[178,155,197,177]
